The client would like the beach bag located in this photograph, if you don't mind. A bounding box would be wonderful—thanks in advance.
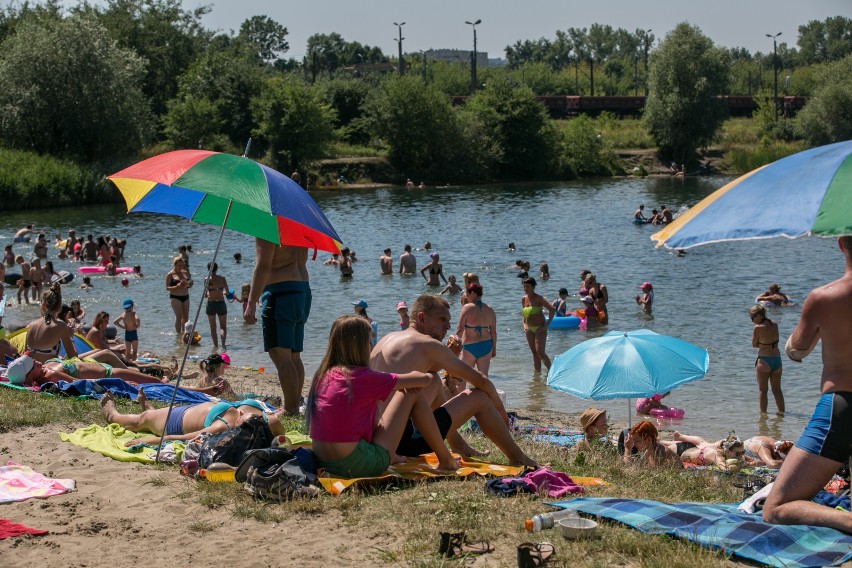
[192,415,274,469]
[239,447,320,501]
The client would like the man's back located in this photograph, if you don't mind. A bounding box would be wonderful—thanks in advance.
[399,252,416,274]
[371,329,440,374]
[803,273,852,389]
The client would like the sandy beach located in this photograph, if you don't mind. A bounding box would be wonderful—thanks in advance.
[0,368,591,568]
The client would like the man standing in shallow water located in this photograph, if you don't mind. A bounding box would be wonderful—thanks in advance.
[762,236,852,533]
[380,248,393,275]
[371,294,537,467]
[399,244,416,275]
[244,241,310,415]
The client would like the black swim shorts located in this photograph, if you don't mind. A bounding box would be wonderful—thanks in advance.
[396,407,453,457]
[206,299,227,317]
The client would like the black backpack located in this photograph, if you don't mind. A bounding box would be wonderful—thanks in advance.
[191,415,275,469]
[237,447,321,501]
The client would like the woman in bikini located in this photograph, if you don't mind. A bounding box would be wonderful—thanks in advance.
[520,277,555,372]
[99,391,285,447]
[622,420,682,468]
[749,305,784,414]
[584,273,609,324]
[742,436,793,468]
[660,432,746,470]
[339,248,354,278]
[5,353,171,388]
[165,256,193,335]
[456,283,497,375]
[204,262,229,351]
[24,282,77,362]
[420,253,447,287]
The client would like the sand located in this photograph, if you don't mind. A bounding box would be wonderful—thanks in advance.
[0,368,578,567]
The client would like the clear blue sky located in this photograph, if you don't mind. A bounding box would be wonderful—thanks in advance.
[180,0,850,59]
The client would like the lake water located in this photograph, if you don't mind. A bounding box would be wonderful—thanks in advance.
[0,177,841,441]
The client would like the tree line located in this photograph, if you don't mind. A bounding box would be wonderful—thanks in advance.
[0,1,849,209]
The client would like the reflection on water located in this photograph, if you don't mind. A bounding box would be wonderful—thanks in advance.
[0,176,840,441]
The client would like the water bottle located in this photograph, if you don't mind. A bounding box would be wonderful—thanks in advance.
[525,509,579,532]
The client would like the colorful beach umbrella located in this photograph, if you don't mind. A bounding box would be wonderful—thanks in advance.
[108,149,342,254]
[652,140,852,249]
[547,330,709,426]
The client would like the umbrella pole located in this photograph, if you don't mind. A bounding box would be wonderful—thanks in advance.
[627,398,632,429]
[155,200,234,463]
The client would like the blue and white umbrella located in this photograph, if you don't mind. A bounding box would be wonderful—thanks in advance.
[547,330,709,425]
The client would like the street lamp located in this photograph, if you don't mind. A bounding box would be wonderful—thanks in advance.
[465,19,481,95]
[766,32,782,121]
[419,50,427,83]
[394,22,406,76]
[642,29,652,97]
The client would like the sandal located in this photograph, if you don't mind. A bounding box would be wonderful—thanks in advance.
[517,541,555,567]
[439,531,495,558]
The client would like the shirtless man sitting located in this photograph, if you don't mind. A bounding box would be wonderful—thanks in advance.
[371,294,537,467]
[762,236,852,533]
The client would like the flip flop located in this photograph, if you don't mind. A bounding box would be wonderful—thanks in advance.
[517,541,555,567]
[439,532,495,558]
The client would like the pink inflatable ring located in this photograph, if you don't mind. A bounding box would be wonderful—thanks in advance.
[650,407,685,419]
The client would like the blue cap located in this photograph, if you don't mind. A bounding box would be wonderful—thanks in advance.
[122,298,133,309]
[351,299,368,309]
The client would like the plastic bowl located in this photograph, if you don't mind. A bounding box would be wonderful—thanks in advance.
[559,517,598,539]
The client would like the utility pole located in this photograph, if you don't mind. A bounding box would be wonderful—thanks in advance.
[465,19,481,94]
[766,32,782,121]
[643,29,652,97]
[394,22,406,76]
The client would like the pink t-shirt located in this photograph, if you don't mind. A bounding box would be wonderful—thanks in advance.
[309,366,398,443]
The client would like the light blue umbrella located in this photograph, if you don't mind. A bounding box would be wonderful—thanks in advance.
[547,330,709,425]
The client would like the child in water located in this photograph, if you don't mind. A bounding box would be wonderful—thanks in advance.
[182,321,201,345]
[440,275,462,295]
[396,301,410,330]
[79,276,93,289]
[133,265,144,278]
[635,281,654,315]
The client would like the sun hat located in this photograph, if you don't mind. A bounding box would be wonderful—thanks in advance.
[6,354,34,385]
[220,353,231,366]
[352,299,368,309]
[122,298,133,309]
[582,296,595,304]
[396,301,408,310]
[640,282,653,290]
[579,407,607,432]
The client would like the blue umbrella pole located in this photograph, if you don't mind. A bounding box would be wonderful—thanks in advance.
[155,200,233,463]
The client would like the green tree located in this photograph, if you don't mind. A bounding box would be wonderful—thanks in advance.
[0,14,151,160]
[643,23,730,162]
[562,114,620,176]
[467,77,561,179]
[795,55,852,146]
[797,17,852,65]
[238,15,288,64]
[251,76,337,173]
[75,0,210,118]
[320,78,371,143]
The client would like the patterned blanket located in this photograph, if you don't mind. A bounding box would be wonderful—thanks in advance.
[550,497,852,568]
[0,461,76,504]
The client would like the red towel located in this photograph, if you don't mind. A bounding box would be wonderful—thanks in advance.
[0,518,49,539]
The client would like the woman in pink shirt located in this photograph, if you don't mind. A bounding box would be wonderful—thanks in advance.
[306,315,459,477]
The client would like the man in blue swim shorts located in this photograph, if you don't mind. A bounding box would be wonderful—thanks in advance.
[763,236,852,533]
[245,241,310,416]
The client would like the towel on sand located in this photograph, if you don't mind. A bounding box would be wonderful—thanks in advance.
[0,461,75,504]
[60,424,184,463]
[41,379,215,405]
[550,497,852,568]
[0,518,49,539]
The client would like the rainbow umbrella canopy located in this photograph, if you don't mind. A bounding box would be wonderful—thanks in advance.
[652,140,852,249]
[108,150,342,253]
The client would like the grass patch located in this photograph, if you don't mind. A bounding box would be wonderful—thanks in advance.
[329,141,387,158]
[8,388,749,566]
[552,115,655,149]
[723,141,805,174]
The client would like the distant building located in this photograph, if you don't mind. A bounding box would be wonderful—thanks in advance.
[488,57,507,67]
[425,48,489,68]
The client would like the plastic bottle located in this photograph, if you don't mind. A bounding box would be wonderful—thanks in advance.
[525,509,579,532]
[179,458,198,477]
[199,462,237,482]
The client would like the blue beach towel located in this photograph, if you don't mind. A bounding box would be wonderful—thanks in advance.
[38,379,215,405]
[549,497,852,568]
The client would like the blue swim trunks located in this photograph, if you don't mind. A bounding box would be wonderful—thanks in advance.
[165,405,190,436]
[796,392,852,463]
[125,329,138,342]
[261,281,311,353]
